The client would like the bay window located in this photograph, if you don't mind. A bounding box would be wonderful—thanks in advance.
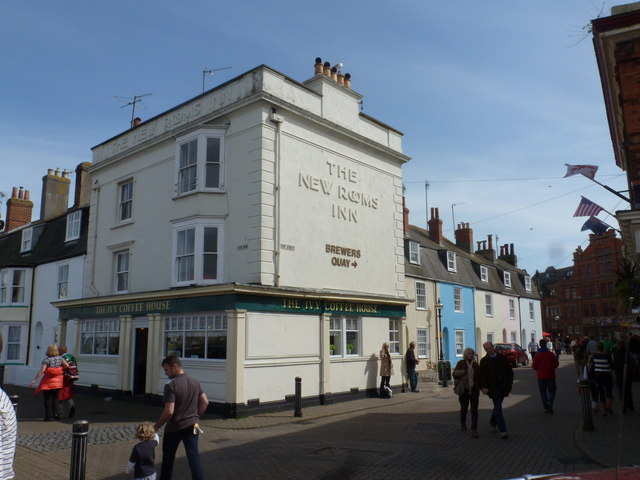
[173,220,222,285]
[176,128,225,195]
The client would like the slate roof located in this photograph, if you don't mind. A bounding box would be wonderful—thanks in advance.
[0,206,89,268]
[404,225,540,299]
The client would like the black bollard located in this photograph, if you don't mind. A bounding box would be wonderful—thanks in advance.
[70,420,89,480]
[578,379,595,431]
[9,395,18,417]
[294,377,302,417]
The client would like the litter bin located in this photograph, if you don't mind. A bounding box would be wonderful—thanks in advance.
[437,360,451,386]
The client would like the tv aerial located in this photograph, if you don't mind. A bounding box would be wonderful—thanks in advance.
[202,66,232,93]
[114,93,152,127]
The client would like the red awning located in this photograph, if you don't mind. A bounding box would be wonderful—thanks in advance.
[542,332,552,337]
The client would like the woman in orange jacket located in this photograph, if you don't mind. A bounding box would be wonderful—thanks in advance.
[30,345,68,421]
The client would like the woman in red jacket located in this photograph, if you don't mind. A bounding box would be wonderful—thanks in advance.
[30,345,68,421]
[532,338,559,414]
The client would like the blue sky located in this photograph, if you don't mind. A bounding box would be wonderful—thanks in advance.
[0,1,627,275]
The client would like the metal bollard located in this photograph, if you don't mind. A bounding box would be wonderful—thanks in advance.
[70,420,89,480]
[294,377,302,417]
[9,395,18,417]
[577,379,595,431]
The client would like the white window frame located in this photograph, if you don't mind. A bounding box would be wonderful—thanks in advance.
[509,298,516,320]
[175,128,226,196]
[118,179,134,223]
[529,301,535,321]
[455,330,465,357]
[415,281,427,310]
[57,264,69,299]
[485,293,493,316]
[453,287,463,312]
[0,271,7,304]
[486,332,494,343]
[409,241,420,264]
[164,313,227,359]
[21,228,33,252]
[447,251,457,272]
[524,275,532,292]
[1,269,26,304]
[389,319,400,354]
[172,220,223,286]
[6,326,21,361]
[480,265,488,282]
[114,250,130,293]
[504,271,512,288]
[417,328,429,358]
[329,315,360,357]
[80,319,120,355]
[65,210,82,241]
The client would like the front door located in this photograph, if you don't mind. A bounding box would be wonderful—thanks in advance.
[133,328,148,395]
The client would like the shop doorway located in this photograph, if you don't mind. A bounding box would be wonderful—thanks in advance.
[133,328,148,395]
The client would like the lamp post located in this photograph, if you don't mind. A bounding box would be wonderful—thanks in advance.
[435,299,447,387]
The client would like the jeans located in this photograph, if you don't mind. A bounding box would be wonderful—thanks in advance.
[408,370,418,391]
[537,378,557,408]
[43,389,60,420]
[160,426,203,480]
[459,390,479,430]
[489,395,507,433]
[379,376,390,397]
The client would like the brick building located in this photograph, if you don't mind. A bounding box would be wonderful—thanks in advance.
[535,230,624,339]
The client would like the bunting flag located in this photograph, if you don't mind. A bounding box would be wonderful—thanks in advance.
[581,216,610,235]
[564,164,598,180]
[573,196,605,217]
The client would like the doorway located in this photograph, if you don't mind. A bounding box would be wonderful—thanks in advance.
[133,328,148,395]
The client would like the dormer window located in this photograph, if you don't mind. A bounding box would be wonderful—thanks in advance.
[447,251,457,272]
[524,275,532,291]
[480,265,488,282]
[65,211,82,241]
[21,228,33,252]
[504,271,512,288]
[409,241,420,264]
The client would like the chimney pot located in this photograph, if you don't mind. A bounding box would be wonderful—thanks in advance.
[344,73,351,88]
[323,62,331,77]
[314,57,323,75]
[18,187,24,199]
[488,235,493,250]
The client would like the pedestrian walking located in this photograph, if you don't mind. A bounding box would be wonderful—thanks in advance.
[532,338,559,414]
[57,345,79,418]
[553,337,563,357]
[154,356,209,480]
[379,342,394,398]
[29,345,69,421]
[0,336,16,480]
[453,348,480,438]
[612,340,635,414]
[126,422,159,480]
[528,338,538,361]
[478,342,513,439]
[592,342,614,416]
[405,341,420,393]
[571,338,587,379]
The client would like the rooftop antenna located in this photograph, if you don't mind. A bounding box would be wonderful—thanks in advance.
[202,66,232,93]
[114,93,152,128]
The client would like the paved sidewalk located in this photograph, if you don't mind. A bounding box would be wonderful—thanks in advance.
[7,357,640,479]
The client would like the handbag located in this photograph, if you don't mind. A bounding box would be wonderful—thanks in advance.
[453,380,467,395]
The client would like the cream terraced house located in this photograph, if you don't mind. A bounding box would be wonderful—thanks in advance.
[54,60,410,416]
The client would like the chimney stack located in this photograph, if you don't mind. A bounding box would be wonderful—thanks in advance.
[73,162,92,208]
[428,207,443,244]
[313,58,352,89]
[455,222,473,253]
[5,186,33,231]
[475,234,496,262]
[40,168,71,221]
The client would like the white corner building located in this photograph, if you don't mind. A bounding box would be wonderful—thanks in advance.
[55,60,410,415]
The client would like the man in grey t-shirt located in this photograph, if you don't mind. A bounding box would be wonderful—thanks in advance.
[154,356,209,480]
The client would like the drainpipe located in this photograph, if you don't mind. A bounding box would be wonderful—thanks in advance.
[89,185,101,296]
[269,108,284,287]
[26,268,36,367]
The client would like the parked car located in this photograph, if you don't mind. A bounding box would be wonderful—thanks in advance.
[494,343,528,367]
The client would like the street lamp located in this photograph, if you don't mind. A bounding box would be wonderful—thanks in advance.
[435,299,447,387]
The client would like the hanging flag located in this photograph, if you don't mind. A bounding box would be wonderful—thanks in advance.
[573,196,605,217]
[564,164,598,180]
[581,216,610,235]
